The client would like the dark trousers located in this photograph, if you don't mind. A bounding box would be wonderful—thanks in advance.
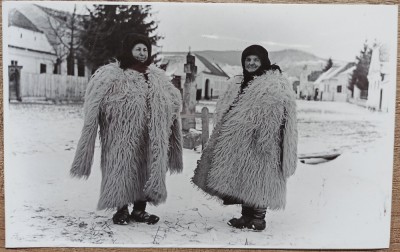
[242,205,266,219]
[119,201,147,211]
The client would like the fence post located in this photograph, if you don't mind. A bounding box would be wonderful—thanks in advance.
[201,107,209,149]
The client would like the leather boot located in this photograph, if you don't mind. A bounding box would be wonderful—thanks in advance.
[112,205,130,225]
[227,205,266,231]
[227,206,253,229]
[246,207,266,231]
[130,201,160,225]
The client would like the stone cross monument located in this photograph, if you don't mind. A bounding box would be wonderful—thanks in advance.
[182,51,197,131]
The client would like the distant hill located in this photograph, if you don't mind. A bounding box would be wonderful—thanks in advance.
[163,49,328,78]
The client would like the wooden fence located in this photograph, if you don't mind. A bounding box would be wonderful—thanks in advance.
[201,107,210,149]
[20,73,88,102]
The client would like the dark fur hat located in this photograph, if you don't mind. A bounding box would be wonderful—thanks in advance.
[241,44,281,86]
[118,33,152,70]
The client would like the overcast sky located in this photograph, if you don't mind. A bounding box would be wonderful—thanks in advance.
[5,1,398,62]
[153,3,397,61]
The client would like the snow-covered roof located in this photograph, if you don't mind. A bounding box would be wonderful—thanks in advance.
[9,4,86,51]
[8,9,41,33]
[339,65,356,76]
[314,65,340,84]
[161,54,186,77]
[332,63,356,78]
[161,52,230,78]
[194,54,229,78]
[10,4,58,49]
[218,64,243,78]
[8,26,55,54]
[314,63,355,84]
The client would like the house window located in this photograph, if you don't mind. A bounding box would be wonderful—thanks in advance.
[11,60,18,66]
[40,64,47,74]
[360,90,368,100]
[67,54,74,76]
[53,59,61,74]
[77,58,85,77]
[337,86,342,93]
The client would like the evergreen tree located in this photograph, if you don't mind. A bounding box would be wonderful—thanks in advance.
[348,42,372,95]
[81,5,162,70]
[322,58,333,72]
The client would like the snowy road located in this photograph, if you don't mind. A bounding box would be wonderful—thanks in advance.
[4,101,394,248]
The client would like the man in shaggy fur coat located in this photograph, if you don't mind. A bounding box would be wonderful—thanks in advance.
[192,45,298,231]
[71,34,183,225]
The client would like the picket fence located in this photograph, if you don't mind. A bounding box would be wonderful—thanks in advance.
[20,73,88,102]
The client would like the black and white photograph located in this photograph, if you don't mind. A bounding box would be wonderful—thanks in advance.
[3,1,398,249]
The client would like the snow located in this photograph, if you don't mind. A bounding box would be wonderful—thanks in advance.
[4,100,394,249]
[218,64,242,78]
[8,26,55,54]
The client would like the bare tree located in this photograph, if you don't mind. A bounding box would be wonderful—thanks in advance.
[43,5,85,75]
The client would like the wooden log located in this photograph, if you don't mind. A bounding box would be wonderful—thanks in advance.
[298,152,341,160]
[201,107,209,149]
[299,152,341,159]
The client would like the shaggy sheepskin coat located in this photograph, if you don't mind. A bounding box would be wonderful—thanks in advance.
[71,62,183,210]
[192,71,297,210]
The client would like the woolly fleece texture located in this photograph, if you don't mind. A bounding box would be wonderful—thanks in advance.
[71,62,183,210]
[192,71,297,210]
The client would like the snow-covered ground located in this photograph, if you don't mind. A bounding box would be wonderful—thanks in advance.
[4,100,395,249]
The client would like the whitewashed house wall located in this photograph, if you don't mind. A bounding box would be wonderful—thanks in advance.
[8,26,57,74]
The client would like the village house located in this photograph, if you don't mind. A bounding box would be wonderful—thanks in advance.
[366,44,391,112]
[297,65,314,100]
[8,4,90,76]
[7,4,90,102]
[314,63,355,102]
[297,65,323,100]
[8,9,57,75]
[162,52,230,100]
